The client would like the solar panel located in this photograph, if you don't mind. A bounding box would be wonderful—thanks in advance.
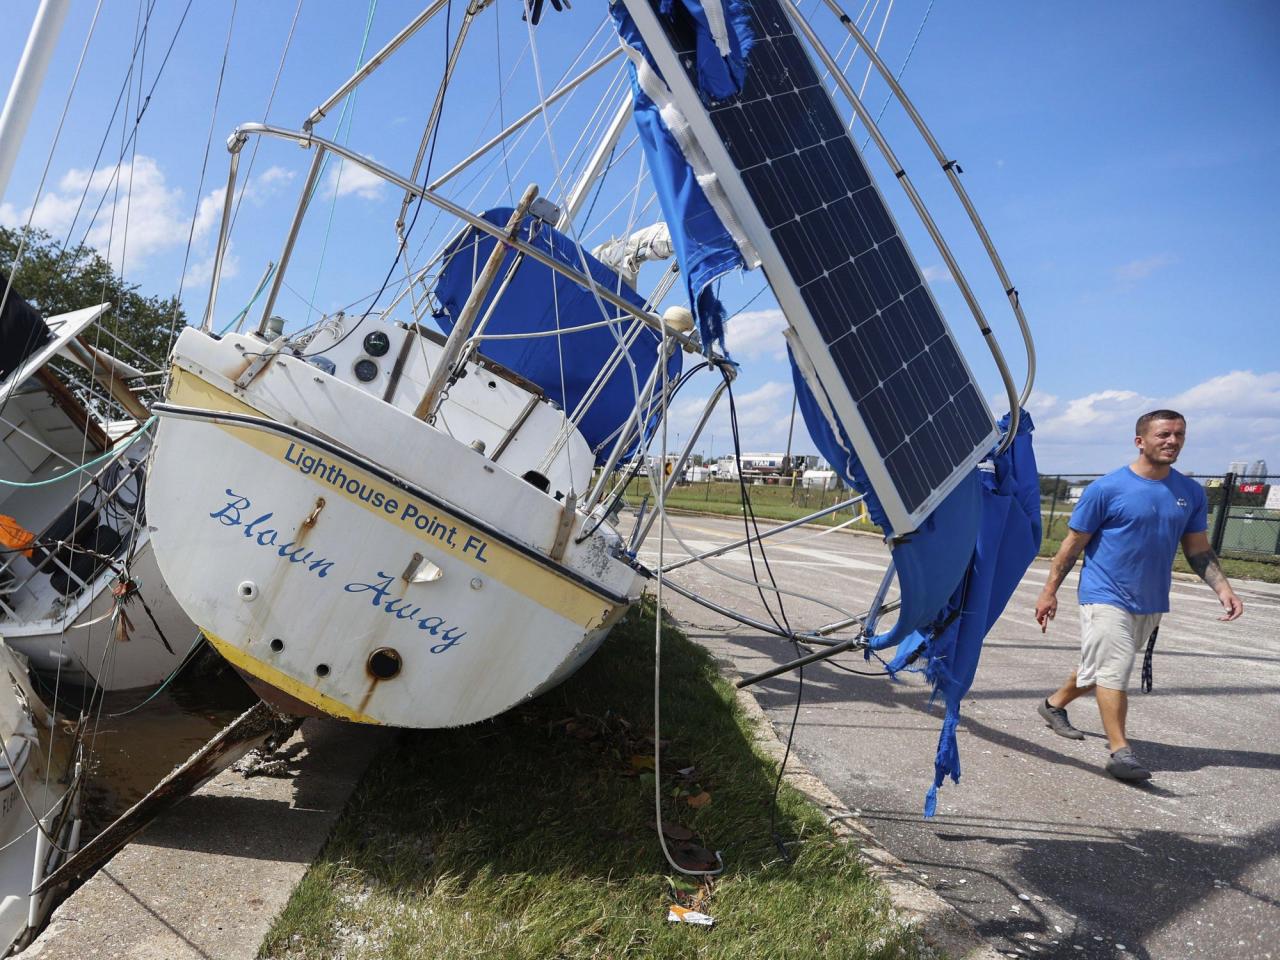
[621,0,998,532]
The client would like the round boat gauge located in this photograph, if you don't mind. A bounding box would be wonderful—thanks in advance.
[353,358,379,382]
[362,330,391,357]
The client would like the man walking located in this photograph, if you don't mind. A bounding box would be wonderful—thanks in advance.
[1034,410,1244,780]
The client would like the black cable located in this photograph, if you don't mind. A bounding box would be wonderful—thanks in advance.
[718,368,809,860]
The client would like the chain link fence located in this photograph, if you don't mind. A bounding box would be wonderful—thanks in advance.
[1042,473,1280,564]
[625,467,1279,564]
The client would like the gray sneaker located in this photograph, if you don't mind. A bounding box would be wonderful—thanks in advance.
[1037,699,1085,740]
[1106,747,1152,782]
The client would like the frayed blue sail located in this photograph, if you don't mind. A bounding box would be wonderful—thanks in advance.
[610,0,756,354]
[434,209,682,463]
[867,411,1043,816]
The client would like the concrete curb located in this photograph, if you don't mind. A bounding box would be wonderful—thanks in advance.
[727,671,1001,960]
[20,719,390,960]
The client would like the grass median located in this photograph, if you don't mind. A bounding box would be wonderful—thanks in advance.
[260,600,926,960]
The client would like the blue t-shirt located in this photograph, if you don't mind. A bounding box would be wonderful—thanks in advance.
[1068,466,1207,614]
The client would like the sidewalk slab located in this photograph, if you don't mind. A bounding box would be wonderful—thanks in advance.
[21,719,389,960]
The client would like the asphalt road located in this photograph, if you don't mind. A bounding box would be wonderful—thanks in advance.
[633,510,1280,960]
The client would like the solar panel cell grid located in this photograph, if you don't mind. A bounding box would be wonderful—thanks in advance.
[632,0,996,519]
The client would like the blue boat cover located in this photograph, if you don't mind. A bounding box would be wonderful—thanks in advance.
[870,410,1042,816]
[610,1,755,353]
[433,209,681,463]
[794,347,1041,813]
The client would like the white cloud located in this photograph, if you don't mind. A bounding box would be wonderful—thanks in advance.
[922,263,953,284]
[186,241,240,287]
[665,378,798,459]
[1114,253,1175,282]
[0,158,294,276]
[323,157,386,201]
[0,156,187,272]
[725,308,787,360]
[1029,370,1280,474]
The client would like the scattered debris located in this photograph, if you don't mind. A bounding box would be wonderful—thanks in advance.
[667,905,714,926]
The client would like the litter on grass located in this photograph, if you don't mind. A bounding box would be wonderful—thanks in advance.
[667,905,714,926]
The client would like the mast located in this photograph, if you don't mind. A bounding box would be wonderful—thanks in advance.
[0,0,70,201]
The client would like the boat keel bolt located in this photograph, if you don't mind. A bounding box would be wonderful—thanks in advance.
[238,581,258,601]
[367,647,402,680]
[315,663,331,677]
[470,577,483,590]
[269,638,285,653]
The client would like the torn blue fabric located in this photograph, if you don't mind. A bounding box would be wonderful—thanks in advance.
[610,3,753,354]
[658,0,755,100]
[876,410,1042,816]
[433,209,681,464]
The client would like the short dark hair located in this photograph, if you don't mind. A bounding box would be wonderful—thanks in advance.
[1135,409,1185,436]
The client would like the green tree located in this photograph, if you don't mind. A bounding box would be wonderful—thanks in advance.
[1,226,185,370]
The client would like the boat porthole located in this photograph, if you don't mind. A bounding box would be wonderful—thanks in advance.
[238,580,258,601]
[269,638,284,653]
[315,663,331,677]
[353,358,379,382]
[368,647,402,680]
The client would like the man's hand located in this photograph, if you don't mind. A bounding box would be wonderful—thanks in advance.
[1217,589,1244,622]
[1035,590,1058,632]
[1035,529,1091,634]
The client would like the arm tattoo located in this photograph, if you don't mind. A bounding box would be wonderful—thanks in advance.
[1045,542,1084,592]
[1187,548,1228,591]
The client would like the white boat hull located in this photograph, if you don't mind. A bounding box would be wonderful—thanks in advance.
[146,340,643,728]
[1,542,195,692]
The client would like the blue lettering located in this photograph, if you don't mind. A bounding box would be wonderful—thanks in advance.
[211,492,250,526]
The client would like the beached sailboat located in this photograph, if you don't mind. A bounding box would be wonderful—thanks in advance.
[0,642,82,954]
[142,0,1039,781]
[0,277,196,693]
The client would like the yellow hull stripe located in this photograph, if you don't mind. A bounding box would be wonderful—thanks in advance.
[166,368,617,629]
[203,630,381,724]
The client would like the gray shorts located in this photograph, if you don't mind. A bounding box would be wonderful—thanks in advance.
[1077,604,1162,691]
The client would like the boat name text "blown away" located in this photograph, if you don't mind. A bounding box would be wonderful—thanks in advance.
[209,489,468,652]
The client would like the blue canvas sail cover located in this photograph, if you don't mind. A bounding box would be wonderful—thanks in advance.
[793,348,1042,814]
[433,209,681,464]
[610,1,755,353]
[869,410,1042,816]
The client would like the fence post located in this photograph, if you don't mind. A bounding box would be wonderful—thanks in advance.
[1211,471,1234,554]
[1047,474,1060,539]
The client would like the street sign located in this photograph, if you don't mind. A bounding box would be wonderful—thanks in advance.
[1239,483,1265,494]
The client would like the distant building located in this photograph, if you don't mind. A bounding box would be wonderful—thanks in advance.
[1229,460,1249,476]
[1249,459,1268,478]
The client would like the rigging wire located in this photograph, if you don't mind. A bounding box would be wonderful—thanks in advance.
[164,0,238,362]
[861,0,935,151]
[297,0,454,359]
[305,0,380,326]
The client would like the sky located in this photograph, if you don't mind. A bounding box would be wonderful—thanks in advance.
[3,0,1277,479]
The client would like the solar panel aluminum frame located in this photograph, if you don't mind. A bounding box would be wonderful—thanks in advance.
[620,0,998,534]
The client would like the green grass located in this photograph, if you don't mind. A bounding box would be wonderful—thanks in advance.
[625,479,881,533]
[259,601,926,960]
